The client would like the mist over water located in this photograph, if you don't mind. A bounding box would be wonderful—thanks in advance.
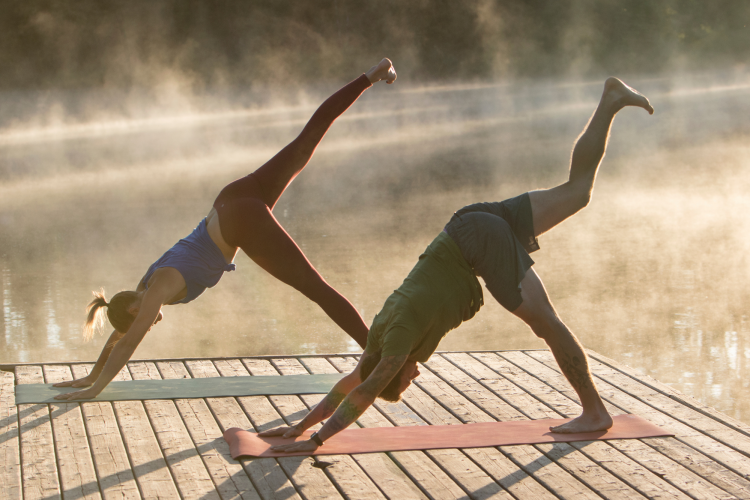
[1,71,750,423]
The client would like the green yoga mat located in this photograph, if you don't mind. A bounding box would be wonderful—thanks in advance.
[15,373,345,404]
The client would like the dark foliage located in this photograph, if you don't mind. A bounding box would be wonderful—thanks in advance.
[0,0,748,90]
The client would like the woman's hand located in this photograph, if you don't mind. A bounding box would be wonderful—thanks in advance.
[270,439,319,453]
[53,387,101,401]
[53,375,95,388]
[258,424,304,439]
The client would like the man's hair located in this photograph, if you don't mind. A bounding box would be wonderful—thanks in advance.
[359,350,406,403]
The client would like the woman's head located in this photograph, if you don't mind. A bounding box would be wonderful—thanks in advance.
[83,289,139,340]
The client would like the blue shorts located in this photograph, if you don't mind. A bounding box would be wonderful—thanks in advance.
[444,193,537,312]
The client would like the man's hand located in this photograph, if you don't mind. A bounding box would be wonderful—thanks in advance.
[53,387,101,401]
[270,439,319,453]
[258,425,303,439]
[53,375,95,388]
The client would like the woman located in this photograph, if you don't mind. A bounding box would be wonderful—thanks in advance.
[53,58,397,400]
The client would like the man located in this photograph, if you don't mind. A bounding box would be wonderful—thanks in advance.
[260,77,654,453]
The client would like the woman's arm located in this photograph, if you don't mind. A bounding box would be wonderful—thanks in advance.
[53,329,126,387]
[55,277,151,388]
[54,273,181,401]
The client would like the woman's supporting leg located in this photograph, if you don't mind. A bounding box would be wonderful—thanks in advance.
[511,268,613,433]
[529,77,654,237]
[252,58,396,209]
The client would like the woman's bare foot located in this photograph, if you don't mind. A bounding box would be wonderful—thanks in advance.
[549,410,614,434]
[602,77,654,115]
[366,58,397,84]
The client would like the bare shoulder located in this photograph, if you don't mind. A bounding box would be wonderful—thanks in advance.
[149,266,185,283]
[146,267,187,302]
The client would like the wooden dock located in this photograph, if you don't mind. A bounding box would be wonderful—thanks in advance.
[3,349,750,500]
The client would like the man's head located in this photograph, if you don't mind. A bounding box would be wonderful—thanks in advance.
[360,351,420,402]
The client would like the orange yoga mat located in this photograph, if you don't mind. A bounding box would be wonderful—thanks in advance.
[224,414,673,458]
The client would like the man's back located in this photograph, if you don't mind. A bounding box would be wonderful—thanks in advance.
[365,231,483,362]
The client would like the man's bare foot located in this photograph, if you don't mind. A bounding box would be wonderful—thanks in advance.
[549,410,614,434]
[602,77,654,115]
[366,58,397,84]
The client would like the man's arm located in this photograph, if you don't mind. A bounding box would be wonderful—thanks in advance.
[271,353,407,452]
[259,351,378,438]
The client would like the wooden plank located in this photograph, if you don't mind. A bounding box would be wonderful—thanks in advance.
[415,355,614,500]
[572,351,750,458]
[0,370,21,500]
[184,359,303,500]
[499,443,611,500]
[42,365,101,500]
[524,350,750,473]
[69,364,141,500]
[318,357,470,500]
[431,353,644,500]
[15,365,61,500]
[300,356,434,500]
[273,356,411,499]
[219,359,347,500]
[156,360,260,500]
[308,355,555,500]
[588,350,750,436]
[327,357,513,500]
[488,351,750,500]
[103,363,179,499]
[13,349,743,500]
[512,350,750,496]
[127,361,220,499]
[458,446,560,500]
[460,352,718,499]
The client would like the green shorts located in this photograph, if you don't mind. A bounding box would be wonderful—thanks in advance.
[444,193,537,312]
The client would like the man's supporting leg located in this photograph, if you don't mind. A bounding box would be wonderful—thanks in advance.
[529,77,654,237]
[512,268,613,433]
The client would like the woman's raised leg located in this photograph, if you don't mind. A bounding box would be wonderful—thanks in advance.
[529,77,653,237]
[252,58,396,209]
[217,60,396,348]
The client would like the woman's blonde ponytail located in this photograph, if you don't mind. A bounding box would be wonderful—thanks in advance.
[83,289,109,341]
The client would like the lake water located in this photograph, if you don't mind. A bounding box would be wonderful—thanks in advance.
[2,73,750,422]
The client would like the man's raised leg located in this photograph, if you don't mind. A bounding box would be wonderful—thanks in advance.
[529,77,653,237]
[512,268,612,433]
[497,78,653,433]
